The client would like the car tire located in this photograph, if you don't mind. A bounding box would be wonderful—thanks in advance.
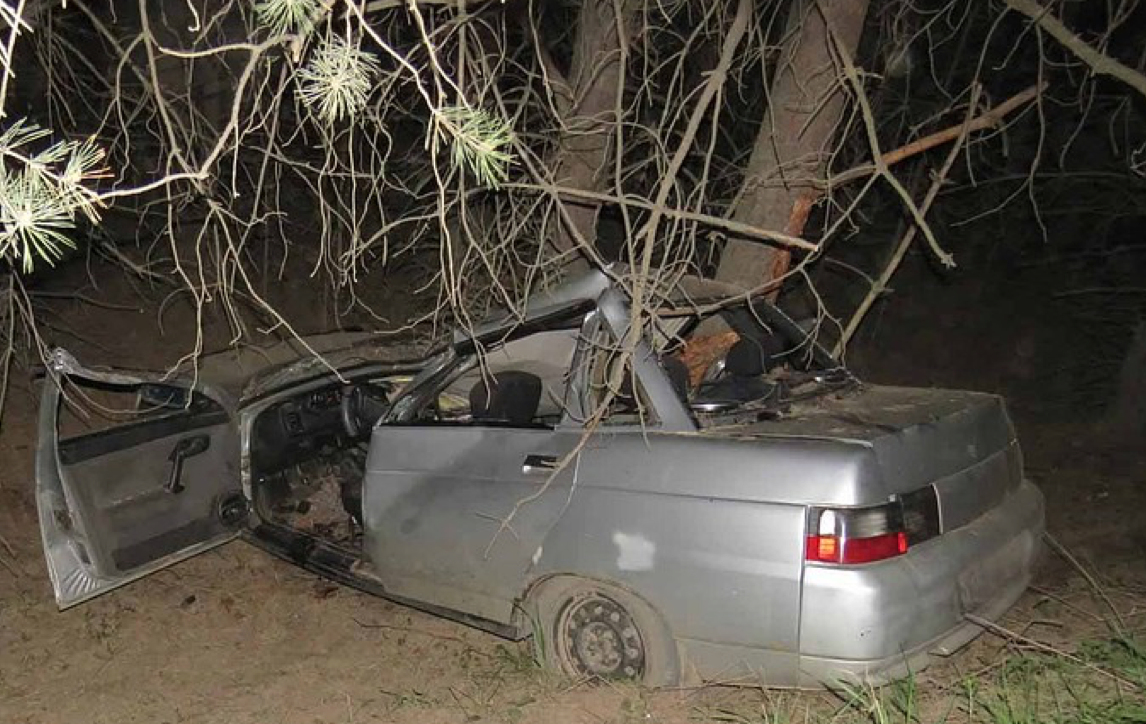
[527,576,680,687]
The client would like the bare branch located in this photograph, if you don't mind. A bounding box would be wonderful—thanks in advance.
[1004,0,1146,101]
[825,83,1045,189]
[506,182,819,252]
[825,5,956,269]
[836,84,983,355]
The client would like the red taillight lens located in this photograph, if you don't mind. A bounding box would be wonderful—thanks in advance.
[805,531,908,564]
[805,501,916,565]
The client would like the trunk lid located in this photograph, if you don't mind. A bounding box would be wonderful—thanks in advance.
[712,385,1023,529]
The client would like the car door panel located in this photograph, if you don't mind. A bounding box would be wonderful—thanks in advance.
[59,415,235,571]
[362,425,580,623]
[38,350,243,608]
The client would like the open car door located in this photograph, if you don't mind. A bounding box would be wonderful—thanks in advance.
[37,349,246,608]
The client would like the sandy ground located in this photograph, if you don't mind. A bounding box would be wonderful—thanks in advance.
[1,291,1144,724]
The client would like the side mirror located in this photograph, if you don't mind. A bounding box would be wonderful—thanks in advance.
[138,384,191,411]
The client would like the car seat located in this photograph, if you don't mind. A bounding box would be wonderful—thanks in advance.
[696,337,782,403]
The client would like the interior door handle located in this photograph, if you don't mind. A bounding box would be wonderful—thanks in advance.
[166,434,211,494]
[522,454,558,475]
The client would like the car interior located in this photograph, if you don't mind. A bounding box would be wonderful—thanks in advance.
[423,328,579,427]
[248,328,580,551]
[249,375,396,551]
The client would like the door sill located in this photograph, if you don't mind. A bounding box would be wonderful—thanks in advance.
[244,523,522,640]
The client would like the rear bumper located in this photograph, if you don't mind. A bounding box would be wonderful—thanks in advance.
[673,479,1044,688]
[796,478,1045,686]
[796,564,1031,686]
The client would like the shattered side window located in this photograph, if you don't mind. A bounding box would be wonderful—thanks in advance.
[57,379,221,440]
[409,328,580,428]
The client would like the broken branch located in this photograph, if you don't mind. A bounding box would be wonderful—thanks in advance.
[825,83,1046,189]
[835,84,984,356]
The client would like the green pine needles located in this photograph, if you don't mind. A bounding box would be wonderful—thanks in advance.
[437,104,514,189]
[296,36,383,124]
[0,120,106,273]
[254,0,321,36]
[264,0,515,187]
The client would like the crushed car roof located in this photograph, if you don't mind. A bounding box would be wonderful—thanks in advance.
[189,331,426,402]
[452,268,613,347]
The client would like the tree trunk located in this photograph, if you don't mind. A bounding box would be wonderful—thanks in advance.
[716,0,869,290]
[547,0,638,261]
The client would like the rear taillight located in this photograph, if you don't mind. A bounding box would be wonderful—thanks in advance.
[805,487,939,565]
[805,530,907,564]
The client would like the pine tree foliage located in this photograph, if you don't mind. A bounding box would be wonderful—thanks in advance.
[0,121,106,272]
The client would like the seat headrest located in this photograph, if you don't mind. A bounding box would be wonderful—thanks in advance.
[725,336,784,377]
[660,355,690,400]
[469,371,543,426]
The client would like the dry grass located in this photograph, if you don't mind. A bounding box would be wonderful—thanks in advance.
[2,475,1143,724]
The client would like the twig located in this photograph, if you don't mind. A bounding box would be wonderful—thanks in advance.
[834,83,983,355]
[1029,585,1108,623]
[1053,287,1146,298]
[965,613,1142,691]
[0,0,29,119]
[1004,0,1146,101]
[0,529,16,558]
[0,552,19,578]
[824,8,955,269]
[504,183,818,252]
[1044,532,1127,635]
[0,525,18,576]
[28,291,142,312]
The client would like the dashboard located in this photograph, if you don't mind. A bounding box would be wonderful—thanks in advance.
[252,385,350,474]
[280,388,343,434]
[251,379,396,475]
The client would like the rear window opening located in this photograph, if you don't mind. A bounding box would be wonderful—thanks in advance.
[651,293,855,427]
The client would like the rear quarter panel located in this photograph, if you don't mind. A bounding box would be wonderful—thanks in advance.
[799,479,1044,665]
[529,431,808,676]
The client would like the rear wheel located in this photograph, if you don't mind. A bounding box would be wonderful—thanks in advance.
[528,576,679,686]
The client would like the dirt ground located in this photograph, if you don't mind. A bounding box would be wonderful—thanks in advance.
[1,288,1144,724]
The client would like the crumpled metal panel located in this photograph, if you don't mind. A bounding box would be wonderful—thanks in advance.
[454,268,612,346]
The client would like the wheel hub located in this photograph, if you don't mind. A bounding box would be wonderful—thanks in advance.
[558,593,645,679]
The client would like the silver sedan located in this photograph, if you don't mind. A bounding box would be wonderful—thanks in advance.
[37,269,1043,687]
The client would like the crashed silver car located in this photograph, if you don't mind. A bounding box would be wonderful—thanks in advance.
[36,270,1044,688]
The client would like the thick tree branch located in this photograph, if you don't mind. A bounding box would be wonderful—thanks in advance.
[1004,0,1146,101]
[825,83,1045,188]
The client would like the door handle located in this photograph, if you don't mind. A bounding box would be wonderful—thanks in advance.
[165,434,211,494]
[522,454,559,475]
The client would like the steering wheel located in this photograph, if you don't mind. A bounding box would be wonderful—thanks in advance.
[340,382,391,439]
